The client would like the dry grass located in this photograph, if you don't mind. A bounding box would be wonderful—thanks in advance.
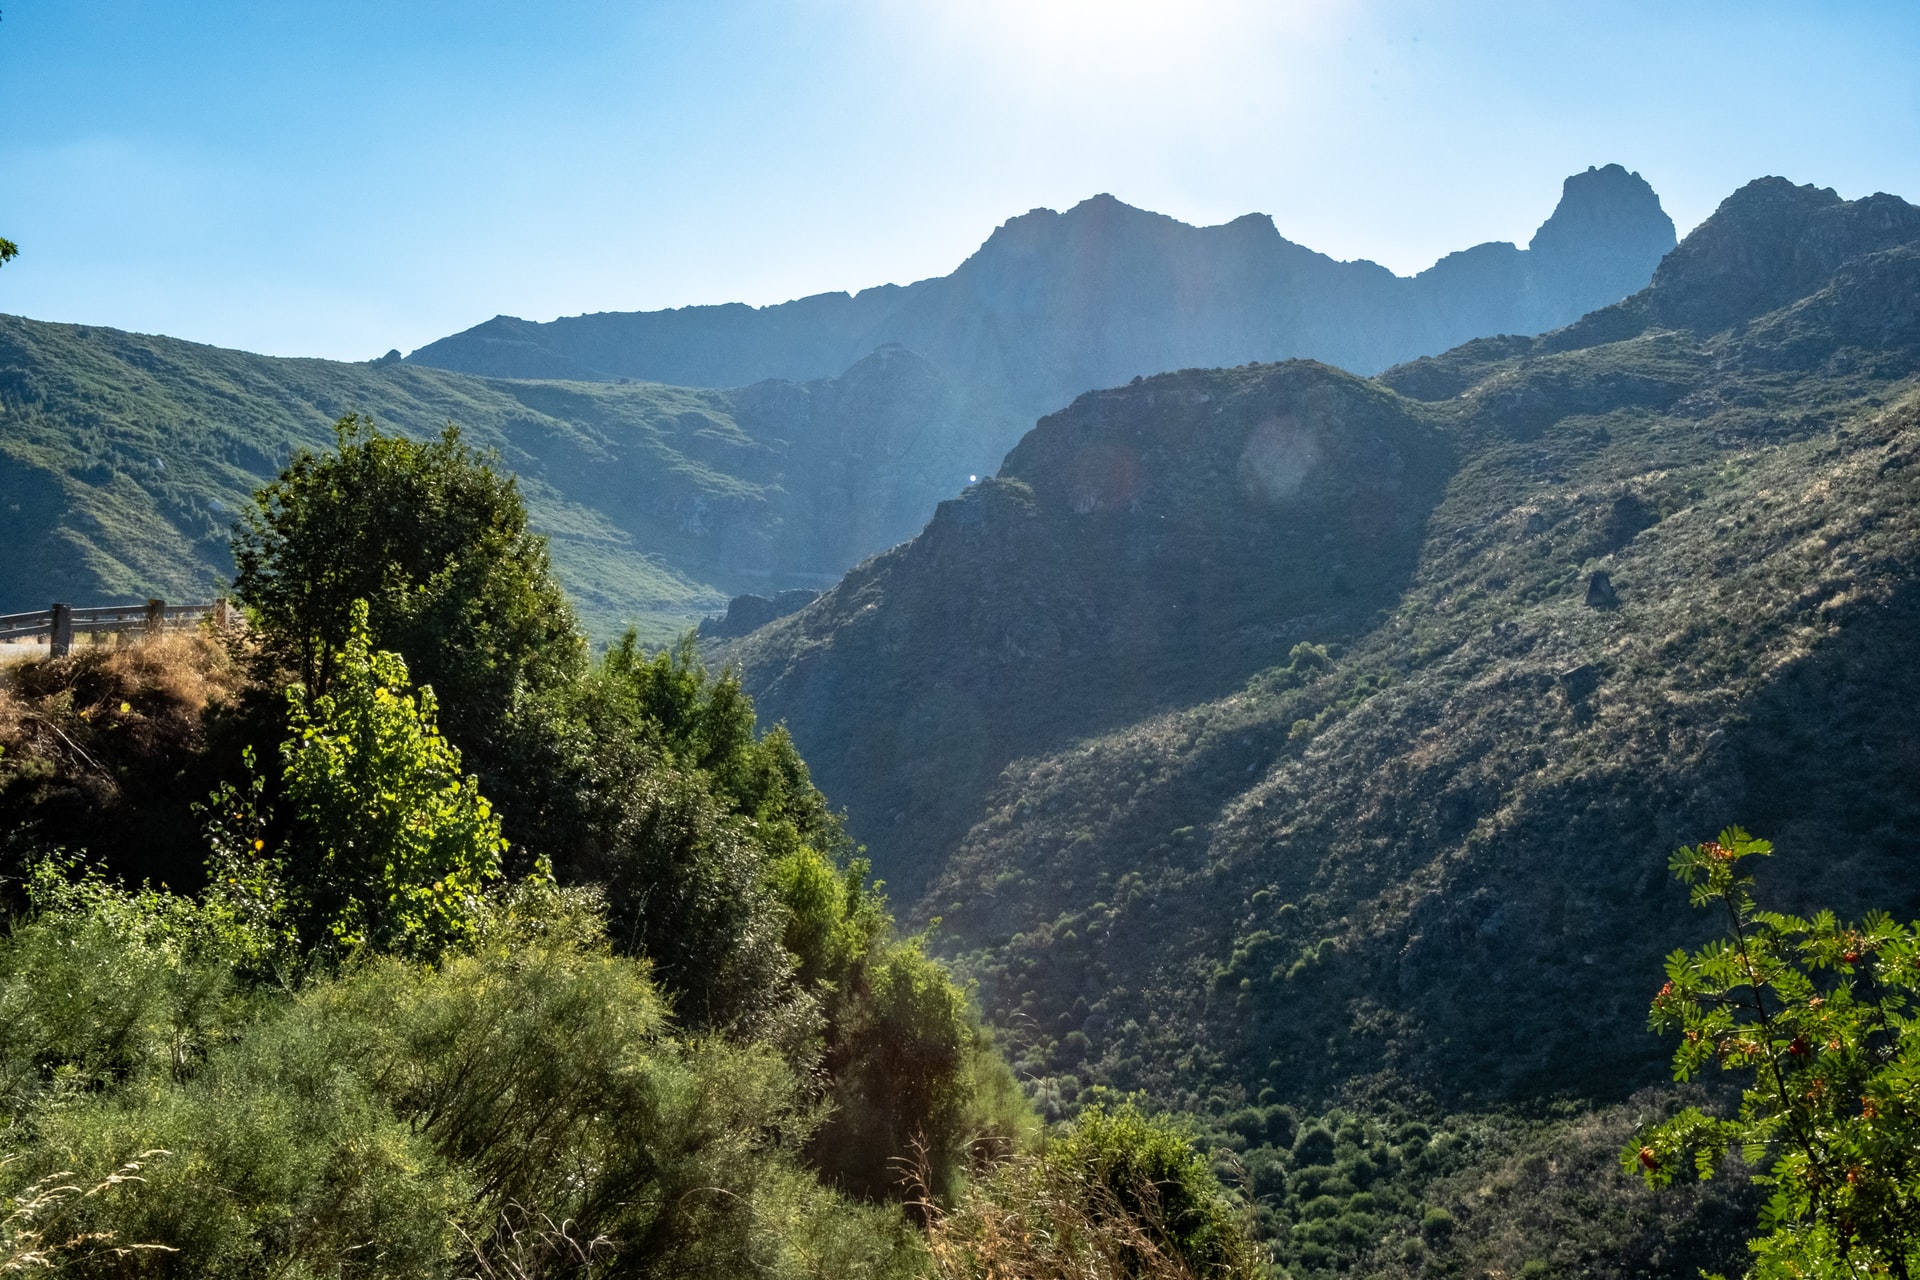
[920,1150,1265,1280]
[0,627,250,771]
[457,1204,612,1280]
[0,1152,173,1273]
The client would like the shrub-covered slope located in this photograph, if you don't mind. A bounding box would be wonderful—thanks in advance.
[0,323,979,638]
[724,176,1920,1119]
[723,361,1455,900]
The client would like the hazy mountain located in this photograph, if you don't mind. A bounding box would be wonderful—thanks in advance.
[716,177,1920,1121]
[0,167,1672,635]
[411,164,1675,435]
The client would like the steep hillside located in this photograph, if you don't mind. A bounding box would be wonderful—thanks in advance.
[0,322,980,636]
[724,361,1454,900]
[722,177,1920,1124]
[412,166,1676,429]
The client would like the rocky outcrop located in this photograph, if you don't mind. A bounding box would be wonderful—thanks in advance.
[1647,177,1920,332]
[698,589,819,640]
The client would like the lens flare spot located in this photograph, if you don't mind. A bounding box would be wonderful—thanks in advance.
[1239,416,1320,504]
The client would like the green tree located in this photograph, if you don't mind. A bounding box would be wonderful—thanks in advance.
[550,633,859,1032]
[0,238,16,268]
[1627,828,1920,1278]
[275,602,505,959]
[585,633,841,851]
[231,414,582,801]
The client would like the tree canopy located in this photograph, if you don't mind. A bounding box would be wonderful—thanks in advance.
[231,414,582,781]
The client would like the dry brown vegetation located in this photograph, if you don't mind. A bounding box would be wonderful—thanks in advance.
[924,1153,1264,1280]
[0,627,247,756]
[0,626,258,894]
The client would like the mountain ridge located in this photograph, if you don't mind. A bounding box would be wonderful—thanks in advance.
[714,175,1920,1124]
[0,319,986,636]
[409,165,1677,424]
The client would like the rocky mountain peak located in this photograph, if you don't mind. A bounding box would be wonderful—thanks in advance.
[1520,163,1677,329]
[1649,177,1920,332]
[1528,163,1674,257]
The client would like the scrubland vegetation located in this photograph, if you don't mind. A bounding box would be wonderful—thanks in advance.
[0,419,1260,1277]
[10,178,1920,1278]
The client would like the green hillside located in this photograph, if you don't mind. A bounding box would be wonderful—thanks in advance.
[0,317,731,639]
[0,321,982,642]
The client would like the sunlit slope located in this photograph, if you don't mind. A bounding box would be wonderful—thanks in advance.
[723,360,1456,900]
[0,322,980,640]
[725,177,1920,1114]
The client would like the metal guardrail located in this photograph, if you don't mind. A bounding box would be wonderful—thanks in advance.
[0,599,238,655]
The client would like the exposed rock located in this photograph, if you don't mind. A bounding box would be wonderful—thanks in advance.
[1647,178,1920,333]
[1558,662,1602,701]
[1523,165,1678,330]
[698,589,819,640]
[1585,570,1619,608]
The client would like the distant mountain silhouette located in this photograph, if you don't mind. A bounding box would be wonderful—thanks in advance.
[410,164,1676,428]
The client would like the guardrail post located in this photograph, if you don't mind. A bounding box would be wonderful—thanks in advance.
[51,603,72,657]
[146,598,166,636]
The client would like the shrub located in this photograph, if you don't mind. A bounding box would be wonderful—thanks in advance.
[3,880,925,1279]
[274,602,505,961]
[927,1102,1264,1279]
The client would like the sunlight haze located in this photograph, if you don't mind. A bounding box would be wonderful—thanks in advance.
[1,0,1915,359]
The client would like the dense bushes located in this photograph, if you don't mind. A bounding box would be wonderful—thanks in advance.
[928,1103,1264,1279]
[0,415,1261,1274]
[0,877,922,1278]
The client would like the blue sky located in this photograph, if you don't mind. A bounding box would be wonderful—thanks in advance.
[2,1,1916,361]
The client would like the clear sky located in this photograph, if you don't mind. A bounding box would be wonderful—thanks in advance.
[2,1,1916,362]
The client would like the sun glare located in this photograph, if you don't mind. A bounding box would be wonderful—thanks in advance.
[902,0,1345,97]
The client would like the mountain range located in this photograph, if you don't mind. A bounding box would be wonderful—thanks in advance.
[5,164,1919,1276]
[0,167,1675,639]
[716,176,1920,1123]
[411,164,1675,469]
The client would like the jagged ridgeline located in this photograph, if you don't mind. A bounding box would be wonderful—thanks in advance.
[0,167,1670,643]
[410,165,1675,421]
[719,176,1920,1120]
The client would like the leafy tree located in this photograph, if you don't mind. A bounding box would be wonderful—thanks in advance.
[591,766,796,1033]
[771,842,889,992]
[0,238,16,268]
[272,602,505,960]
[585,634,840,850]
[551,634,859,1032]
[231,414,582,799]
[1627,828,1920,1278]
